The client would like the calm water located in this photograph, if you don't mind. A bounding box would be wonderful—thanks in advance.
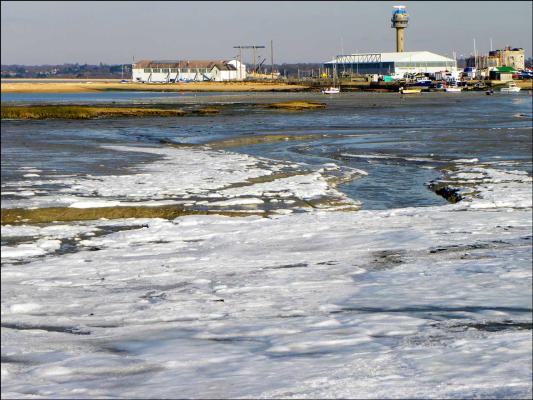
[2,91,532,210]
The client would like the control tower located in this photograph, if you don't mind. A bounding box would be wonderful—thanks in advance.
[391,5,409,52]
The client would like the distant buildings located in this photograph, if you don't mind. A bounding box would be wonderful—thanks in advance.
[490,47,525,70]
[320,4,528,82]
[466,47,526,71]
[324,51,457,78]
[323,6,459,79]
[131,59,246,83]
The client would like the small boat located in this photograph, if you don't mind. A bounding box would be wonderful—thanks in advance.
[323,66,341,94]
[322,86,340,94]
[399,86,422,94]
[486,89,494,95]
[434,83,446,91]
[500,82,521,93]
[413,78,432,87]
[445,86,462,92]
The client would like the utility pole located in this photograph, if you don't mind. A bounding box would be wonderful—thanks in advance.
[270,40,274,80]
[473,38,477,69]
[253,47,256,78]
[233,45,265,80]
[239,47,242,80]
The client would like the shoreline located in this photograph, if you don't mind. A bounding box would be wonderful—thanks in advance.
[2,79,532,94]
[1,81,312,93]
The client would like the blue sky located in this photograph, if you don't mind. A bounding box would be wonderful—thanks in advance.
[2,1,531,65]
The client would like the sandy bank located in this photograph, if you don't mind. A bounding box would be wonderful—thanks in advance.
[1,81,310,93]
[1,101,326,120]
[1,105,187,119]
[0,206,261,225]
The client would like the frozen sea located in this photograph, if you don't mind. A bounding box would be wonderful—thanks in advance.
[1,91,532,398]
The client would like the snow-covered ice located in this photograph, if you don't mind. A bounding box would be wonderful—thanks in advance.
[1,145,361,212]
[1,144,531,399]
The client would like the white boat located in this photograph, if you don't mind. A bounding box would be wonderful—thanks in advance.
[500,82,521,93]
[322,86,340,94]
[445,86,462,92]
[322,65,340,94]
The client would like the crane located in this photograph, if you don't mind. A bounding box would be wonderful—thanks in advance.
[255,58,267,73]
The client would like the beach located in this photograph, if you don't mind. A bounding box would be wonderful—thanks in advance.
[1,80,310,93]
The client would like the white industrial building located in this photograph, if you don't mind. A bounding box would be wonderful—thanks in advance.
[132,59,247,83]
[324,51,458,78]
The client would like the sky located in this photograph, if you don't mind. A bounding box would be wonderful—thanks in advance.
[1,1,532,65]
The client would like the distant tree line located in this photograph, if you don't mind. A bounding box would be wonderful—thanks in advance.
[2,58,531,79]
[1,63,131,78]
[1,62,327,79]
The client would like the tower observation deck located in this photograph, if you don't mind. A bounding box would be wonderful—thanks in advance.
[391,5,409,53]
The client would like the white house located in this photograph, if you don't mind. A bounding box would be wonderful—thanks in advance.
[227,59,247,80]
[132,59,247,83]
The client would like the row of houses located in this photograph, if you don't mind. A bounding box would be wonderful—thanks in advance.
[132,59,246,82]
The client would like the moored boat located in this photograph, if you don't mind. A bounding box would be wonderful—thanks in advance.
[434,83,446,91]
[399,86,422,94]
[500,81,521,93]
[413,78,432,87]
[445,86,462,93]
[322,87,340,94]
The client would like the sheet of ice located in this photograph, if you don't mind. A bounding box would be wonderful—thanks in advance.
[219,172,343,201]
[1,145,361,211]
[2,203,531,398]
[1,146,531,398]
[435,166,532,210]
[454,158,479,163]
[1,238,61,258]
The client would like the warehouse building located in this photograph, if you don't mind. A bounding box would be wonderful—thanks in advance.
[132,59,246,82]
[324,51,457,78]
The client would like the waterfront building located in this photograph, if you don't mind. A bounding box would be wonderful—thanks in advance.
[489,66,516,81]
[467,47,526,70]
[132,59,246,83]
[489,47,525,70]
[324,51,457,79]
